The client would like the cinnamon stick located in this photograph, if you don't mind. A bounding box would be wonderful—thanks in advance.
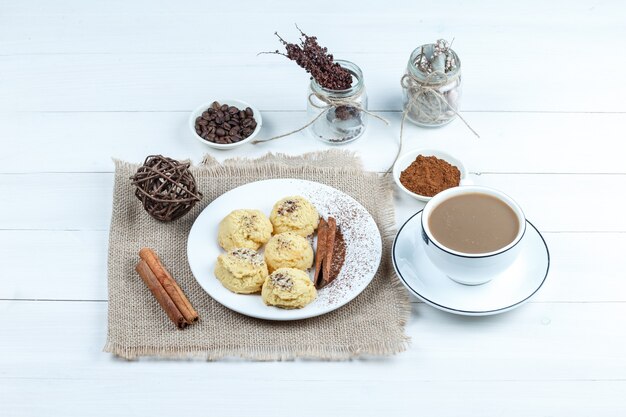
[135,260,187,329]
[314,218,328,288]
[322,217,337,288]
[326,228,346,286]
[139,248,199,324]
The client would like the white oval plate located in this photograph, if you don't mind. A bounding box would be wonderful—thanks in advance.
[187,179,382,321]
[392,210,549,316]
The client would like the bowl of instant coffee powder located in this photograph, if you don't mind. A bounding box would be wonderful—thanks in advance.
[393,148,468,202]
[189,99,262,149]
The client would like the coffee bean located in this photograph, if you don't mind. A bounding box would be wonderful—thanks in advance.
[195,101,258,145]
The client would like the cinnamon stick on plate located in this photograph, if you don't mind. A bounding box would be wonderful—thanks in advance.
[314,216,345,289]
[314,218,328,288]
[139,248,199,324]
[135,260,187,329]
[321,217,337,288]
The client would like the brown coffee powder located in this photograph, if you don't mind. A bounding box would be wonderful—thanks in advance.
[399,155,460,197]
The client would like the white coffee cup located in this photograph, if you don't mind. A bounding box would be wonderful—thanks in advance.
[421,186,526,285]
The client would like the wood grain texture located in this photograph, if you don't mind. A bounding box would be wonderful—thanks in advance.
[1,172,624,231]
[2,51,625,112]
[1,302,625,417]
[1,230,625,303]
[1,0,624,415]
[1,112,626,174]
[1,379,623,417]
[1,1,625,112]
[1,301,625,382]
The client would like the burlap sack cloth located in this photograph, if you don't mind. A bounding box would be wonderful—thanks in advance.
[104,150,410,360]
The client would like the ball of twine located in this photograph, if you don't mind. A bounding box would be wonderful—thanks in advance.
[130,155,203,222]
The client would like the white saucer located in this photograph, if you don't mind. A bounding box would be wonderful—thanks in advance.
[392,211,550,316]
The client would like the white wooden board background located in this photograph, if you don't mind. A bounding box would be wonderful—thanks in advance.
[1,1,626,415]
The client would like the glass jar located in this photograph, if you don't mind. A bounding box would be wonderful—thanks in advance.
[306,60,368,144]
[402,45,462,127]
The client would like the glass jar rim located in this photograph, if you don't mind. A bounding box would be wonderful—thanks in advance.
[407,44,461,84]
[310,60,364,98]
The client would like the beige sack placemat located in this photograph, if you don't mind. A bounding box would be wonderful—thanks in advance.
[104,150,410,360]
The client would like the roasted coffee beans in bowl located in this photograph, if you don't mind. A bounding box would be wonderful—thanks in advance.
[189,99,262,149]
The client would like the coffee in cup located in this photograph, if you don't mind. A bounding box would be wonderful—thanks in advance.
[421,186,526,285]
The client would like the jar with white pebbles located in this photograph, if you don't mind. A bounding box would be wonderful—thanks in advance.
[401,40,462,127]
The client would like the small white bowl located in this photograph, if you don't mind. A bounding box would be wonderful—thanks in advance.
[392,148,469,202]
[189,99,262,150]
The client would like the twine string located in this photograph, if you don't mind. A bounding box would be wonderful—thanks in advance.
[401,72,479,138]
[385,73,479,176]
[252,92,389,145]
[383,109,408,176]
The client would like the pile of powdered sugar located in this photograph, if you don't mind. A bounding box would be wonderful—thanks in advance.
[303,184,382,308]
